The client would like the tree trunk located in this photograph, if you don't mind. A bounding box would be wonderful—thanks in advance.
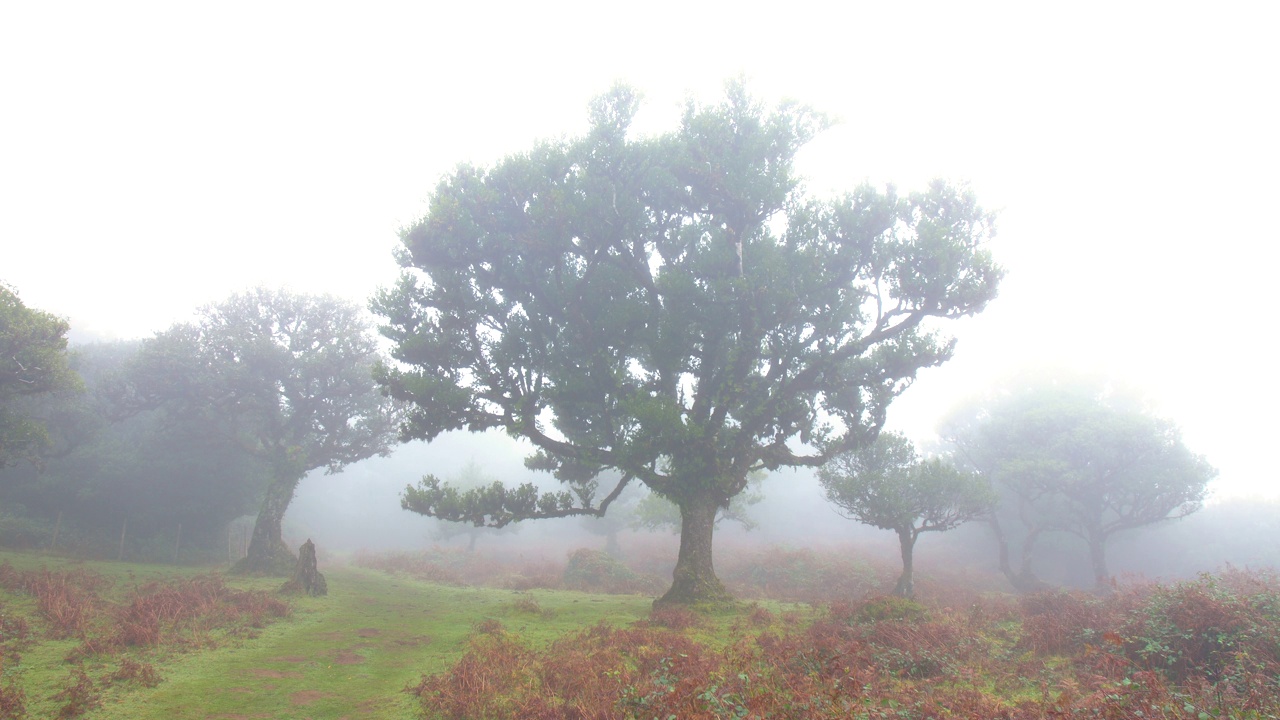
[233,475,301,576]
[990,517,1050,594]
[281,538,327,596]
[893,528,916,598]
[655,491,731,607]
[605,528,622,559]
[1089,531,1111,592]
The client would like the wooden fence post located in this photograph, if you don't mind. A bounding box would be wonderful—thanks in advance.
[118,519,127,561]
[50,511,62,549]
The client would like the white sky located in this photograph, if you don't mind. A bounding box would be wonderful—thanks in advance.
[2,2,1277,498]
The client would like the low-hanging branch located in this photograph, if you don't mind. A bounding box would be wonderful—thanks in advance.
[401,471,636,528]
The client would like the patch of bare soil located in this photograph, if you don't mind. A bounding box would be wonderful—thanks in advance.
[289,689,329,706]
[330,649,364,665]
[392,634,432,647]
[355,627,380,637]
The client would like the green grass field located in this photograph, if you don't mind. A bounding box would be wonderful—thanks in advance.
[5,548,1280,719]
[0,550,673,719]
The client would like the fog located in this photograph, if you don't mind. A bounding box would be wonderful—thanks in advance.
[4,3,1278,503]
[4,4,1279,598]
[279,428,1280,593]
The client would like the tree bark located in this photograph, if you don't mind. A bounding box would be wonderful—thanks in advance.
[990,516,1050,593]
[655,491,731,607]
[1088,531,1111,592]
[233,475,301,576]
[893,528,916,598]
[605,529,622,559]
[281,538,327,596]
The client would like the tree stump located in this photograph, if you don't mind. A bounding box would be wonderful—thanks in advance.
[280,539,327,597]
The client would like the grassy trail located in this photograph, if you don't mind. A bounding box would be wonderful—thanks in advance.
[0,553,657,720]
[99,565,653,719]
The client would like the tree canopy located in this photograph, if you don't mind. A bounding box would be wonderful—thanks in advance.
[0,340,270,557]
[818,431,994,597]
[375,82,1003,604]
[133,288,401,574]
[0,284,80,467]
[946,377,1216,590]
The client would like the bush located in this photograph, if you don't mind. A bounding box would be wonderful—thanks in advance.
[562,549,660,595]
[0,512,50,550]
[849,595,929,625]
[718,547,881,604]
[1123,571,1280,683]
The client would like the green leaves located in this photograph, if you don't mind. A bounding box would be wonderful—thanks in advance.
[817,431,994,536]
[0,284,81,467]
[376,80,1001,529]
[401,473,579,528]
[130,289,400,479]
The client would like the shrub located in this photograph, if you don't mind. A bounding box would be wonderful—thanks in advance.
[562,549,659,595]
[50,667,99,719]
[1018,589,1121,655]
[0,680,24,720]
[849,595,929,625]
[1123,572,1280,683]
[107,657,162,688]
[718,547,881,604]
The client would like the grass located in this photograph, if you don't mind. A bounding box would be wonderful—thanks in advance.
[0,550,689,719]
[5,547,1280,719]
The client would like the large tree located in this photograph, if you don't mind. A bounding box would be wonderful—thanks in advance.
[375,83,1002,605]
[135,289,400,574]
[0,284,80,467]
[946,378,1216,590]
[818,431,994,597]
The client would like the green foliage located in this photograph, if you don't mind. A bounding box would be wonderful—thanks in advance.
[134,289,400,477]
[125,289,401,571]
[0,284,81,468]
[852,595,929,624]
[1123,571,1280,683]
[946,375,1217,586]
[631,472,767,534]
[376,81,1002,602]
[819,432,994,537]
[819,432,993,596]
[0,342,272,559]
[411,461,521,549]
[562,548,658,595]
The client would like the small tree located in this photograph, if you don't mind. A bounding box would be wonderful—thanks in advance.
[947,377,1216,590]
[0,284,80,467]
[134,289,401,574]
[818,431,993,597]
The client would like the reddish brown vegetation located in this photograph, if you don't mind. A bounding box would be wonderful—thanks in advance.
[0,562,290,717]
[407,569,1280,719]
[0,680,23,720]
[112,575,290,649]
